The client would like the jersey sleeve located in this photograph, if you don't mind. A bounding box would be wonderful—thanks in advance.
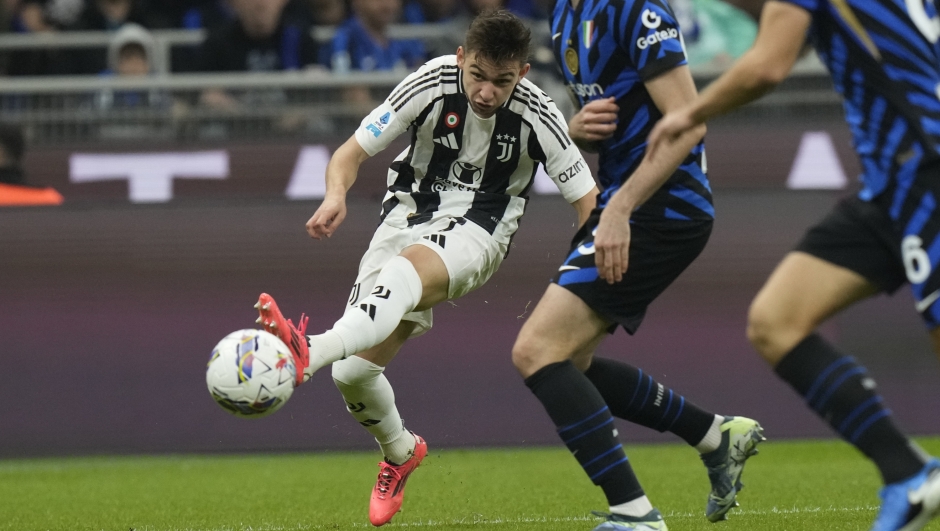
[776,0,818,11]
[536,99,597,203]
[624,0,688,81]
[353,63,436,156]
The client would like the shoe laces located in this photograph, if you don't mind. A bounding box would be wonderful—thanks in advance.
[288,313,309,336]
[375,462,403,497]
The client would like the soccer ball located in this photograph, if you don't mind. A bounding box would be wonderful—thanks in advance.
[206,329,296,418]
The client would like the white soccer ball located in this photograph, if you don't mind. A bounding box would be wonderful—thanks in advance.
[206,329,296,418]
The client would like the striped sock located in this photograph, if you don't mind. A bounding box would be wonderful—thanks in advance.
[525,361,644,505]
[775,333,925,484]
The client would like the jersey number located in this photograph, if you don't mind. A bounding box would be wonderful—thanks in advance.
[902,235,932,284]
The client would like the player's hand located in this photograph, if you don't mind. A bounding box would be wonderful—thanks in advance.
[594,207,631,284]
[647,109,695,162]
[306,194,347,239]
[569,97,619,145]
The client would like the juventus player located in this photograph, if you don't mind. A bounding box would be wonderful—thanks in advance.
[511,0,764,529]
[649,1,940,530]
[255,10,598,527]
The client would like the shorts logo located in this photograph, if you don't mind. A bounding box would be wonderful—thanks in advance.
[445,112,460,128]
[496,134,516,162]
[423,234,447,248]
[642,9,662,29]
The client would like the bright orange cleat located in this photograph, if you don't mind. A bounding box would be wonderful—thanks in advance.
[254,293,309,386]
[369,434,428,526]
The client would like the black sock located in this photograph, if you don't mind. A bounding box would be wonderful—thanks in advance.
[585,357,716,447]
[775,333,925,484]
[525,360,644,505]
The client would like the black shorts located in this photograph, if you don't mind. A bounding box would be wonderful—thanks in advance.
[552,208,713,334]
[795,195,907,294]
[795,193,940,327]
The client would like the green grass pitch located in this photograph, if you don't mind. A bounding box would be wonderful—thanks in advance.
[3,437,939,531]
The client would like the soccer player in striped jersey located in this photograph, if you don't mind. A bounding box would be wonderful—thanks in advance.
[255,10,599,527]
[511,1,764,529]
[649,1,940,530]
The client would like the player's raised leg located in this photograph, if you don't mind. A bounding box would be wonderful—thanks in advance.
[514,284,666,530]
[748,251,939,530]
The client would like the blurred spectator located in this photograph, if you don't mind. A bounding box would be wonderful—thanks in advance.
[169,0,235,72]
[325,0,425,73]
[96,23,171,108]
[401,0,462,23]
[672,0,757,68]
[4,0,78,75]
[0,123,63,206]
[289,0,347,26]
[67,0,170,74]
[197,0,319,74]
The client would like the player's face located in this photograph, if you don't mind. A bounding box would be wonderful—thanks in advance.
[457,47,530,118]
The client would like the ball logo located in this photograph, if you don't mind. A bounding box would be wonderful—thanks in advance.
[641,9,662,29]
[445,112,460,128]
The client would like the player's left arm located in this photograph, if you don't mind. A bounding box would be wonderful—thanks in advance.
[647,1,811,158]
[593,64,705,284]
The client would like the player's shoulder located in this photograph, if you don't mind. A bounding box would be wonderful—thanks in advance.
[388,55,461,108]
[510,77,558,113]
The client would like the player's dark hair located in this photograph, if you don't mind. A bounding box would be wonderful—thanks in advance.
[464,9,531,67]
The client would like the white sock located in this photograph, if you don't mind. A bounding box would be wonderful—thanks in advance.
[332,355,416,464]
[305,256,423,378]
[695,415,725,454]
[610,496,654,518]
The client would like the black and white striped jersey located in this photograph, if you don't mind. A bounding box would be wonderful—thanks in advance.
[354,55,597,245]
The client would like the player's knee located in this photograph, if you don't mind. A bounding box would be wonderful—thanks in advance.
[511,333,549,378]
[332,355,384,388]
[747,296,802,365]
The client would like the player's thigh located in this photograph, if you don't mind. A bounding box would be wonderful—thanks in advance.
[408,216,508,304]
[399,244,450,311]
[513,284,610,378]
[749,251,877,342]
[350,223,434,337]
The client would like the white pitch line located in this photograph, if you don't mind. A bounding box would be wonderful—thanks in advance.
[126,506,881,531]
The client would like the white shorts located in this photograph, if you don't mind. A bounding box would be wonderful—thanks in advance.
[345,216,508,337]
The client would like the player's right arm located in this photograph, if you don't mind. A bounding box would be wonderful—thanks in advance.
[306,136,370,240]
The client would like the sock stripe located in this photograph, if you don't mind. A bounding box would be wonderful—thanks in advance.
[805,357,855,403]
[653,390,675,431]
[558,406,609,434]
[625,369,644,410]
[811,366,867,410]
[589,457,630,481]
[850,409,892,443]
[663,396,685,433]
[563,417,615,444]
[582,443,624,468]
[636,375,655,412]
[838,395,883,434]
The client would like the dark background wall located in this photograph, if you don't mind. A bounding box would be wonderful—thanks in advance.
[2,120,939,457]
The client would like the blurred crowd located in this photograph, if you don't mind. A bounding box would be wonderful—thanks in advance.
[0,0,758,78]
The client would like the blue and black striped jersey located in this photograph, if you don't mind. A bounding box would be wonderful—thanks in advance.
[551,0,714,221]
[783,0,940,219]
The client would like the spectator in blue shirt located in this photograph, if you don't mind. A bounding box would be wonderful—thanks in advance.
[326,0,426,73]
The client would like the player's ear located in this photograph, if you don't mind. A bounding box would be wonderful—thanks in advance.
[518,63,531,79]
[456,46,465,67]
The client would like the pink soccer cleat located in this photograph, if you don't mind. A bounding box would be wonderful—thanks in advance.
[369,434,428,526]
[254,293,309,386]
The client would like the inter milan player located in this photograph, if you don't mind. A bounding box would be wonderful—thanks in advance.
[254,10,599,527]
[649,1,940,530]
[510,0,764,529]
